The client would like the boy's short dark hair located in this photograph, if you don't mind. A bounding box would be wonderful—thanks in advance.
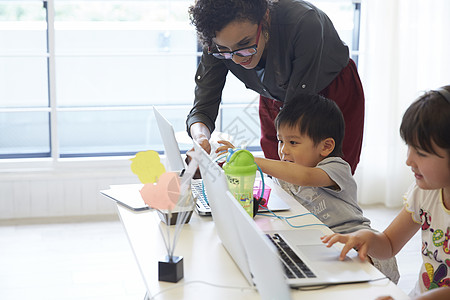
[274,94,345,157]
[400,85,450,157]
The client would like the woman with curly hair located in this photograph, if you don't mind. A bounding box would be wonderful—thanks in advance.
[186,0,365,174]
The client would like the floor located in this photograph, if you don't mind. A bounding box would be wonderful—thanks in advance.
[0,215,145,300]
[0,205,421,300]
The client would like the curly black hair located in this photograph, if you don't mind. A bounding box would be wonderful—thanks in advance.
[188,0,273,47]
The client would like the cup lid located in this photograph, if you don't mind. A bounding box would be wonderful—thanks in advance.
[223,149,257,176]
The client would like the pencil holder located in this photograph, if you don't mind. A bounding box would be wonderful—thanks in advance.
[158,255,184,283]
[156,189,194,225]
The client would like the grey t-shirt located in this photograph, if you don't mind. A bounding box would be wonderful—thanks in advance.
[274,157,371,233]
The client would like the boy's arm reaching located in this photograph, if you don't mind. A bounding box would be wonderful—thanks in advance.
[321,207,421,261]
[254,157,336,188]
[215,140,335,187]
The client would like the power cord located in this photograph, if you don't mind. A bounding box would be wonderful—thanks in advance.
[257,205,329,229]
[147,280,257,299]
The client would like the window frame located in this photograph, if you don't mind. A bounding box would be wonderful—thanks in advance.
[0,0,361,162]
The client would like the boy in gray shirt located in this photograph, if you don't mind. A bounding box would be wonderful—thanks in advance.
[218,94,399,283]
[275,156,370,234]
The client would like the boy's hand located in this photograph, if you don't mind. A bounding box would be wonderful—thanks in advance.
[216,140,235,156]
[320,230,375,261]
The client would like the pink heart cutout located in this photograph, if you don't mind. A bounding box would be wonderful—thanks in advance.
[140,172,180,210]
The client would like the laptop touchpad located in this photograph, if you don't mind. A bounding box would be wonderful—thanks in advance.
[296,244,351,262]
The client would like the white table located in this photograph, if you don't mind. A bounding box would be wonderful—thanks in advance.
[110,180,409,299]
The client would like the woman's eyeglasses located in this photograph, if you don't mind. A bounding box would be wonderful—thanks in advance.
[208,22,262,60]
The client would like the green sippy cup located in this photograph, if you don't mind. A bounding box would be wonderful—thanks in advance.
[222,149,257,218]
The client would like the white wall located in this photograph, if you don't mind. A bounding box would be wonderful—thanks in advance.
[0,160,139,220]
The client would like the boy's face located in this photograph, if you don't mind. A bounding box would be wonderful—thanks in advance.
[277,124,324,168]
[406,143,450,191]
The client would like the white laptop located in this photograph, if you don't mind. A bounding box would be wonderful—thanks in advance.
[193,141,374,289]
[153,106,290,216]
[153,106,211,216]
[226,190,292,300]
[101,184,149,212]
[195,143,254,285]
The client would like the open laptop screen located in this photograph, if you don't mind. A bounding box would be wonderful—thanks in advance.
[153,106,185,171]
[192,141,254,285]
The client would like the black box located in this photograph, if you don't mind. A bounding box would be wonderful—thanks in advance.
[158,255,184,283]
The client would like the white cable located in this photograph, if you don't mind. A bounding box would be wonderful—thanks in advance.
[148,280,257,299]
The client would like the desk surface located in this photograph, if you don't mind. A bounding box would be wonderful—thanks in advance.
[113,180,409,300]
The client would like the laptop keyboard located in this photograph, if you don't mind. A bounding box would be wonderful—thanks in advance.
[191,180,210,210]
[266,233,316,279]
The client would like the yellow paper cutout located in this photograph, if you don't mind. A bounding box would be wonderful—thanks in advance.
[130,150,166,184]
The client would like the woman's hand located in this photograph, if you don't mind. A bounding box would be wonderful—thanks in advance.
[190,122,212,154]
[320,229,375,261]
[195,135,211,154]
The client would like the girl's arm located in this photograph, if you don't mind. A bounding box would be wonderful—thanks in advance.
[379,287,450,300]
[322,207,421,260]
[413,287,450,300]
[254,157,336,188]
[382,206,421,257]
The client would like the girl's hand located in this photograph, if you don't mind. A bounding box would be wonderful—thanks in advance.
[320,230,374,261]
[215,140,235,156]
